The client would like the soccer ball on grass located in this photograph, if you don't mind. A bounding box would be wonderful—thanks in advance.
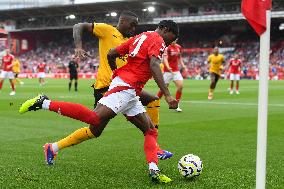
[178,154,203,179]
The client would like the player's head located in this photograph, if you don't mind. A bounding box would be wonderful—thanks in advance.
[5,48,10,55]
[156,20,179,46]
[117,11,139,38]
[234,54,239,59]
[213,47,219,55]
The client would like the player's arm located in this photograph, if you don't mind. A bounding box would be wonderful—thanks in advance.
[8,57,15,69]
[220,55,225,71]
[107,48,119,71]
[163,53,172,72]
[178,54,187,71]
[107,37,134,71]
[206,56,211,71]
[73,23,93,60]
[150,56,177,109]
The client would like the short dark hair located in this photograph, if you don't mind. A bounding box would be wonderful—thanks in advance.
[158,20,179,37]
[119,11,138,18]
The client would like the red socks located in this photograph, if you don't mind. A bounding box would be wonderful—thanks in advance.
[176,91,182,102]
[10,82,15,91]
[157,90,163,98]
[0,81,3,90]
[49,101,100,126]
[236,83,239,91]
[144,128,158,164]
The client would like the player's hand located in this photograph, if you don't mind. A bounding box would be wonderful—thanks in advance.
[165,95,178,109]
[74,48,92,61]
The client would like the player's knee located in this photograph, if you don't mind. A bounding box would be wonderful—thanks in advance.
[177,85,183,92]
[144,127,158,136]
[125,115,134,122]
[89,124,103,137]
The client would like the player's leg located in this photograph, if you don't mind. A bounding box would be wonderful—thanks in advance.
[13,73,18,84]
[93,87,108,109]
[229,73,234,94]
[44,103,116,165]
[173,80,183,111]
[208,73,216,100]
[236,74,240,94]
[139,90,173,160]
[74,78,78,92]
[68,78,73,91]
[0,71,6,90]
[42,77,45,85]
[19,94,103,126]
[230,81,234,94]
[8,72,15,95]
[126,112,172,183]
[0,78,4,90]
[173,72,184,112]
[8,79,15,95]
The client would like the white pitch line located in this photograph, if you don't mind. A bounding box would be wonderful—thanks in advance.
[182,100,284,107]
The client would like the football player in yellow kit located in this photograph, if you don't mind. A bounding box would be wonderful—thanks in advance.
[207,47,225,100]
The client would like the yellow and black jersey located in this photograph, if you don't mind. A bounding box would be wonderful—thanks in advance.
[92,23,128,89]
[12,58,21,73]
[207,54,224,76]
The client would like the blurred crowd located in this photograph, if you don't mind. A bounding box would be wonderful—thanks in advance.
[17,39,99,74]
[183,41,284,80]
[2,39,283,80]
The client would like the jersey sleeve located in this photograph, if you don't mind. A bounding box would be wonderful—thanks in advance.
[92,23,113,38]
[116,37,134,56]
[221,55,225,62]
[207,55,211,63]
[147,37,165,60]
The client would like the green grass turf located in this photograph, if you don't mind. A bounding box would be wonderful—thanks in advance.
[0,79,283,188]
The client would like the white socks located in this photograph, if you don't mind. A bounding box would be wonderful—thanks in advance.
[42,99,51,110]
[51,143,59,153]
[149,162,159,171]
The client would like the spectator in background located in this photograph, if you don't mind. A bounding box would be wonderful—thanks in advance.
[68,56,79,91]
[37,59,46,86]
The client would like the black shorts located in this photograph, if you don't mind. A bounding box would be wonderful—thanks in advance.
[70,73,78,80]
[93,86,109,109]
[210,72,220,83]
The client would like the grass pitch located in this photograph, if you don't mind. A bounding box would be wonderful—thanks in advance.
[0,79,283,188]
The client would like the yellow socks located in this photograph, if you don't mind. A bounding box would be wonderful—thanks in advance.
[56,127,95,150]
[146,99,160,126]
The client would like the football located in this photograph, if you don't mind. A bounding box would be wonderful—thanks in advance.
[178,154,203,178]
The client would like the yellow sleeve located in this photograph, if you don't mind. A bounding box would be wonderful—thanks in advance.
[207,55,211,63]
[222,55,225,63]
[92,23,113,38]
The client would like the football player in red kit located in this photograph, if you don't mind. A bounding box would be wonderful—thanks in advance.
[228,54,242,94]
[157,41,187,112]
[0,49,16,95]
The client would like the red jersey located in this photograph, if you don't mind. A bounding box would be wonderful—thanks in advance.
[114,31,165,93]
[38,63,46,72]
[163,44,181,72]
[229,59,241,74]
[2,54,14,71]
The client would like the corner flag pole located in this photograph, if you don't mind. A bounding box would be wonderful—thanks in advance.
[256,10,271,189]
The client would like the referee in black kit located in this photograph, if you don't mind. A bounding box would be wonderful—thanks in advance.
[68,56,79,92]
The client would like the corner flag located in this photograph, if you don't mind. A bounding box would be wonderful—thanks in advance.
[241,0,272,35]
[242,1,272,189]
